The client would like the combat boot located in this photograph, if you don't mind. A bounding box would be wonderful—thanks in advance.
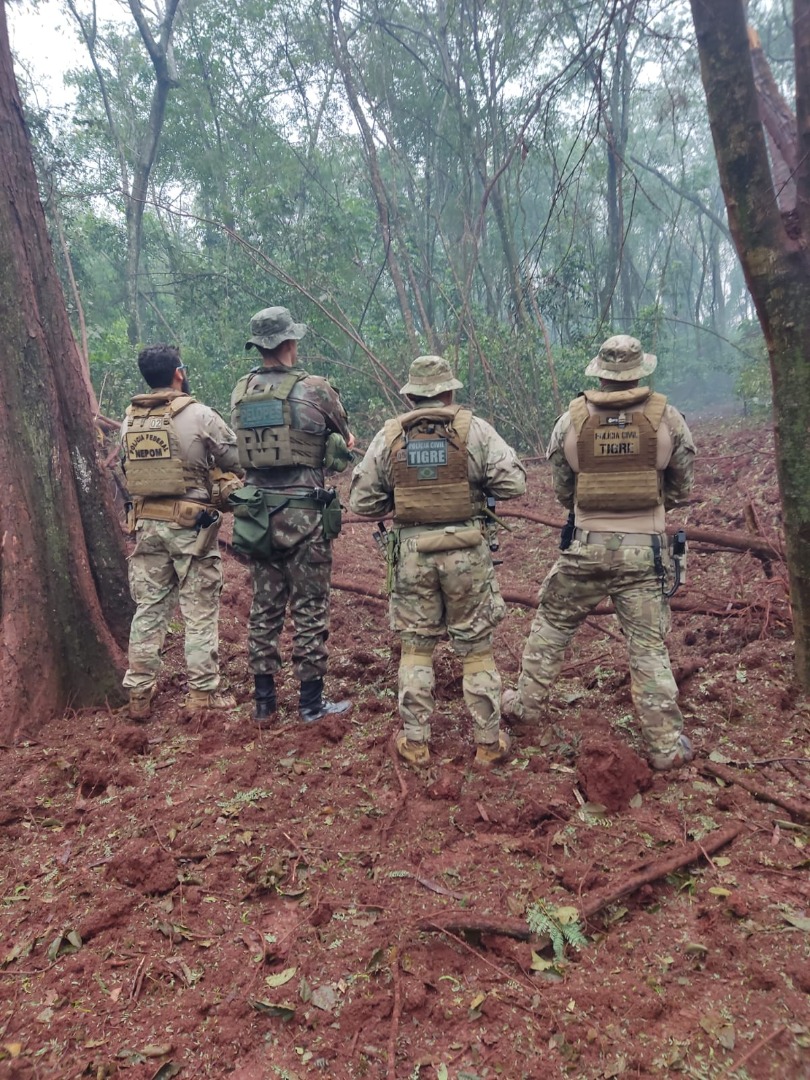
[298,678,351,723]
[649,734,694,771]
[254,674,277,726]
[183,688,237,712]
[395,732,431,766]
[475,730,512,766]
[128,687,154,721]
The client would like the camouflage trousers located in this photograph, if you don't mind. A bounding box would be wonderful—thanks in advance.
[390,534,507,745]
[123,519,224,693]
[248,531,333,681]
[514,539,683,756]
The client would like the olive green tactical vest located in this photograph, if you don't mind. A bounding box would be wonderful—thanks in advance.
[384,405,476,526]
[570,389,667,512]
[123,393,203,497]
[231,369,326,470]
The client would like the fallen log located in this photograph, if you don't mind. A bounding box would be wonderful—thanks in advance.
[343,510,783,561]
[700,762,810,824]
[416,822,744,940]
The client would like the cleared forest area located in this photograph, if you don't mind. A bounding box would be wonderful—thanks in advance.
[0,419,807,1080]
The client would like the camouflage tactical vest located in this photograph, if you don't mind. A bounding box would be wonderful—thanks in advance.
[570,389,667,512]
[123,393,203,498]
[384,405,476,526]
[231,368,326,470]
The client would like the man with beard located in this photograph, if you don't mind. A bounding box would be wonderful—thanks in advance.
[121,343,242,720]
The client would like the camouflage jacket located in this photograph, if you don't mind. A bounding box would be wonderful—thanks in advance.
[121,390,239,503]
[548,389,696,533]
[350,397,527,520]
[230,365,351,493]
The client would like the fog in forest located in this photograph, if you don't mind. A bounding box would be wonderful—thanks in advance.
[10,0,782,449]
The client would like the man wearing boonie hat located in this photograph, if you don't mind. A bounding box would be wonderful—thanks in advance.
[505,334,697,771]
[230,306,355,725]
[349,354,526,767]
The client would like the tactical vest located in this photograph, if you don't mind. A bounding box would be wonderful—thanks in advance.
[384,405,476,526]
[123,393,204,498]
[570,389,667,512]
[231,369,326,470]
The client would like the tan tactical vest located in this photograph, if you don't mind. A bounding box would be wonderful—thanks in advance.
[570,389,667,512]
[231,369,326,470]
[384,405,476,525]
[123,393,205,497]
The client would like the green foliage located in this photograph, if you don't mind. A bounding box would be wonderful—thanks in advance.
[526,899,588,960]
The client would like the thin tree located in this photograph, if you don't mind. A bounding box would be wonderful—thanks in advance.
[690,0,810,685]
[0,1,131,740]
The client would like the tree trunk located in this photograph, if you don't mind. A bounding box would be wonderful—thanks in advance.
[0,4,131,741]
[690,0,810,686]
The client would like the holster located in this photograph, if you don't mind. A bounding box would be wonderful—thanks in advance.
[192,514,222,556]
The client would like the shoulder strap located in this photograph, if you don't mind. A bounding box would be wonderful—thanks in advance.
[384,417,404,450]
[167,394,196,417]
[643,392,667,431]
[452,407,473,443]
[569,395,590,436]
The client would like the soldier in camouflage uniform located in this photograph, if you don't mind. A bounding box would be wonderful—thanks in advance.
[507,335,696,770]
[350,355,526,766]
[121,344,242,720]
[230,307,353,724]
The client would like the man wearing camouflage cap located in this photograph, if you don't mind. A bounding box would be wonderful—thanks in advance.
[506,335,697,770]
[350,355,526,766]
[230,306,354,724]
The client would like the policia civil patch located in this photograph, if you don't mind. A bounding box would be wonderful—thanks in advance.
[404,437,448,479]
[592,424,641,456]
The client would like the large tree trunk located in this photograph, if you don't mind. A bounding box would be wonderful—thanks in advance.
[690,0,810,686]
[0,3,131,741]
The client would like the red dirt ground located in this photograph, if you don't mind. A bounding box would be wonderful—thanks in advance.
[1,419,808,1080]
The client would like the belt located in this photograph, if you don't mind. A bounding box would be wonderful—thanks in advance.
[261,492,324,511]
[572,527,665,547]
[137,497,212,521]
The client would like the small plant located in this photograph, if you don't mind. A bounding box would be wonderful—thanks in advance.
[526,899,588,960]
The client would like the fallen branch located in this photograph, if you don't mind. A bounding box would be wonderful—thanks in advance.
[348,510,783,562]
[416,822,744,940]
[700,762,810,823]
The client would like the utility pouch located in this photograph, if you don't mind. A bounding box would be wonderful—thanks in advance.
[229,485,275,560]
[321,489,343,541]
[174,501,205,529]
[414,526,483,553]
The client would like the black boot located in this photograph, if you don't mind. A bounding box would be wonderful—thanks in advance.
[298,677,351,723]
[254,674,277,726]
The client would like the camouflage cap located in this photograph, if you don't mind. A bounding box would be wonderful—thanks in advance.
[245,307,307,352]
[584,335,657,381]
[399,355,464,397]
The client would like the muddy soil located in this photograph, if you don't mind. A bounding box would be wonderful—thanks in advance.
[0,420,808,1080]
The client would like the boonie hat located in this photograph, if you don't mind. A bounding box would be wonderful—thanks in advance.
[584,335,657,381]
[400,355,464,397]
[245,307,307,352]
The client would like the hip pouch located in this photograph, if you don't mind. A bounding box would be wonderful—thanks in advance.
[322,496,343,541]
[414,526,483,553]
[228,485,276,560]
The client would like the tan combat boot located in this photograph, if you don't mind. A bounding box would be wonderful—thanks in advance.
[475,730,512,765]
[128,687,154,721]
[395,732,431,766]
[183,688,237,712]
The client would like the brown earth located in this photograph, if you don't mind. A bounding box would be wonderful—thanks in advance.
[0,419,808,1080]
